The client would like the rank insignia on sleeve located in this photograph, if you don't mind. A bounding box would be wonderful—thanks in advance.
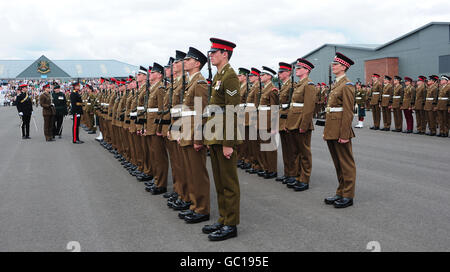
[226,89,238,96]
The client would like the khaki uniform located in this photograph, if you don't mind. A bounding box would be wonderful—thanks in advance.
[392,84,404,131]
[205,63,241,226]
[437,84,449,135]
[158,77,183,196]
[258,81,278,173]
[237,81,249,164]
[424,83,439,134]
[39,92,55,140]
[169,76,190,202]
[144,81,168,188]
[285,78,315,183]
[414,84,427,133]
[279,78,297,178]
[370,82,382,128]
[179,72,210,215]
[246,82,261,171]
[381,83,393,129]
[136,83,152,175]
[324,76,356,199]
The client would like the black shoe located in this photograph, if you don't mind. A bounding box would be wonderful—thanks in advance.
[428,133,436,136]
[178,209,194,219]
[286,179,298,188]
[208,226,237,241]
[407,130,413,134]
[145,184,156,192]
[284,177,296,185]
[73,141,83,144]
[59,135,62,139]
[324,195,343,205]
[172,200,192,211]
[383,128,390,131]
[334,198,353,208]
[247,168,258,174]
[22,136,27,139]
[137,174,153,182]
[184,213,210,224]
[293,182,309,192]
[77,140,84,144]
[202,223,224,234]
[264,172,277,179]
[275,176,287,182]
[370,126,379,130]
[241,163,251,170]
[164,191,178,199]
[150,187,167,195]
[257,170,266,177]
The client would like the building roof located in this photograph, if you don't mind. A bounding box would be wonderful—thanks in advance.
[374,22,450,50]
[303,22,450,58]
[0,56,139,78]
[303,44,380,58]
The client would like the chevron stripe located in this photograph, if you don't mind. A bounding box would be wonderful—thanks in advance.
[226,89,238,96]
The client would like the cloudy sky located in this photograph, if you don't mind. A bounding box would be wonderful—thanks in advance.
[1,0,449,70]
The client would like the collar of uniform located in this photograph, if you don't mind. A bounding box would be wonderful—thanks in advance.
[218,63,231,75]
[189,71,201,82]
[336,74,346,83]
[282,78,291,87]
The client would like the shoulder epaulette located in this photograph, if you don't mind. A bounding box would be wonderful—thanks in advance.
[197,80,208,84]
[346,82,355,86]
[308,82,315,85]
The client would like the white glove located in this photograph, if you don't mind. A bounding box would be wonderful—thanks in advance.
[19,112,23,116]
[77,114,81,118]
[51,103,55,106]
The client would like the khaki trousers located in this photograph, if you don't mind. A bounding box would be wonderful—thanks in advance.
[290,130,312,183]
[181,146,210,215]
[327,140,356,199]
[209,144,240,226]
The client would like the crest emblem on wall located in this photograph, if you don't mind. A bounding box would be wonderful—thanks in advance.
[37,60,50,74]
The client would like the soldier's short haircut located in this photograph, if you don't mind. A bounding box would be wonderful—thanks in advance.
[220,49,233,60]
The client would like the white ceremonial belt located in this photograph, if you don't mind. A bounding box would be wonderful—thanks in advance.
[171,108,182,114]
[137,106,145,111]
[130,112,137,117]
[393,96,401,99]
[291,103,304,107]
[372,92,380,95]
[258,106,270,111]
[282,104,289,108]
[438,97,448,100]
[356,97,362,100]
[382,95,390,97]
[426,98,434,101]
[239,104,246,107]
[87,103,92,105]
[326,107,343,113]
[181,111,196,117]
[147,108,158,113]
[246,103,255,107]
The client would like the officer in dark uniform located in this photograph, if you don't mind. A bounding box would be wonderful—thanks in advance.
[70,82,84,144]
[16,84,33,139]
[52,84,68,138]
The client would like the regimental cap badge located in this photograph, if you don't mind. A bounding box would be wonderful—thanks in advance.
[37,60,50,74]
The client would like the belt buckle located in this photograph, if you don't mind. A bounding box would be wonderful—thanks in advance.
[326,107,331,113]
